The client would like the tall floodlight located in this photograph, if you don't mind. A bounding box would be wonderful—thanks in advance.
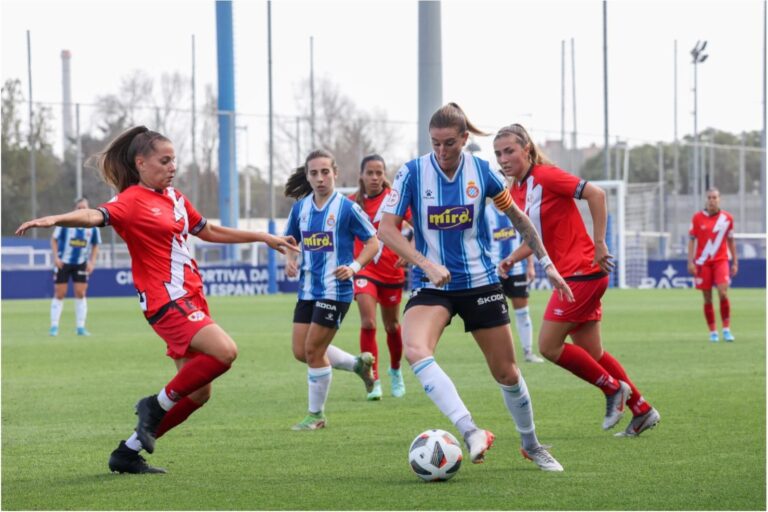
[27,30,37,235]
[267,1,277,294]
[418,1,442,156]
[762,0,766,232]
[673,40,679,194]
[310,36,316,148]
[602,1,609,179]
[61,50,74,155]
[691,40,708,206]
[216,0,239,262]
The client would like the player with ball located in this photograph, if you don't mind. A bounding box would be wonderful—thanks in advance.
[379,103,573,472]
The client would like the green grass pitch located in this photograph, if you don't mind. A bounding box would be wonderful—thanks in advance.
[2,288,765,510]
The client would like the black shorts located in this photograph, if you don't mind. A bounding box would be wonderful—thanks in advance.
[501,273,530,299]
[293,299,351,329]
[404,284,510,333]
[53,263,88,284]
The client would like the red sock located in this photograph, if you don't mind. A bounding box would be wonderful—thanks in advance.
[165,353,231,400]
[555,344,620,395]
[597,352,651,416]
[360,328,378,380]
[704,303,716,331]
[156,396,203,438]
[720,298,730,328]
[386,326,403,370]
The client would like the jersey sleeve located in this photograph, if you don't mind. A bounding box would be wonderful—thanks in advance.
[349,202,376,241]
[52,226,62,240]
[97,193,131,230]
[538,166,585,199]
[482,161,507,198]
[284,203,301,240]
[381,164,412,218]
[178,192,207,235]
[90,227,102,245]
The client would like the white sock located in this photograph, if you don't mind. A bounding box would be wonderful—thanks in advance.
[499,373,540,450]
[157,388,176,411]
[50,298,63,327]
[74,298,87,328]
[125,432,142,452]
[325,345,356,371]
[411,357,471,429]
[307,366,332,414]
[514,306,533,354]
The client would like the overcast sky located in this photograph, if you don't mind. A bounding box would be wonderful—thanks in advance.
[2,0,765,172]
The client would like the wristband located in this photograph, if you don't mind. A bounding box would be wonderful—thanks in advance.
[538,255,552,270]
[349,260,362,273]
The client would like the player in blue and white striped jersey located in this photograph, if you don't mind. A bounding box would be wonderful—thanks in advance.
[284,149,380,431]
[379,103,573,472]
[484,201,544,363]
[49,197,102,337]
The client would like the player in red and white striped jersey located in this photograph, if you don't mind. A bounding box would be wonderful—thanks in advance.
[17,126,298,473]
[494,123,660,438]
[349,154,413,400]
[687,188,738,342]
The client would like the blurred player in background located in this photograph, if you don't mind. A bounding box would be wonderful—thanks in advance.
[483,199,544,363]
[687,187,738,342]
[495,123,660,438]
[349,154,412,400]
[17,126,298,474]
[49,197,101,336]
[379,103,571,472]
[284,149,380,430]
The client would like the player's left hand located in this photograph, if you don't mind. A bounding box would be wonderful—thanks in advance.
[266,235,299,254]
[731,261,739,277]
[544,264,575,303]
[593,240,615,273]
[86,262,95,274]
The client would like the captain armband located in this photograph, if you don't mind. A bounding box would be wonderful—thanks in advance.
[493,189,514,211]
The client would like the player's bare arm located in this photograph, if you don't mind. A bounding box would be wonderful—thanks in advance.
[335,235,379,281]
[582,183,615,273]
[379,212,450,286]
[197,223,299,254]
[16,208,104,236]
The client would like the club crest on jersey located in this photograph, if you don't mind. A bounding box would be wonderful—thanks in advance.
[187,311,205,322]
[465,181,480,198]
[151,207,162,216]
[385,189,400,207]
[492,227,516,241]
[427,205,474,231]
[302,231,334,252]
[326,213,336,227]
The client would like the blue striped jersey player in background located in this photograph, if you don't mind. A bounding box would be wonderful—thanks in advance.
[378,103,574,472]
[49,197,102,336]
[284,149,381,431]
[483,201,544,363]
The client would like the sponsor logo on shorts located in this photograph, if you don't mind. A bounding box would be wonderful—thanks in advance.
[553,308,564,316]
[388,295,397,302]
[316,301,337,311]
[325,313,335,321]
[427,205,474,231]
[477,293,504,306]
[512,280,527,287]
[187,311,205,322]
[302,231,334,252]
[355,278,368,287]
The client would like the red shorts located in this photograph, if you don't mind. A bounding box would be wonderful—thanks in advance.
[544,275,609,329]
[694,260,730,290]
[353,277,403,308]
[147,294,215,360]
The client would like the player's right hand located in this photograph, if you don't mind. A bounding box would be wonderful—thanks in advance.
[16,216,57,236]
[421,261,451,287]
[285,259,298,278]
[497,256,515,278]
[687,261,697,276]
[544,265,575,303]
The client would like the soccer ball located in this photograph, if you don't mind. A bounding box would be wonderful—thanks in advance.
[408,429,463,482]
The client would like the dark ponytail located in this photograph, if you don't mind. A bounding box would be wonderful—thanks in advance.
[284,148,338,199]
[429,102,489,137]
[96,125,170,192]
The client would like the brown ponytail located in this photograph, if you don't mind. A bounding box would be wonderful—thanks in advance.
[95,125,170,192]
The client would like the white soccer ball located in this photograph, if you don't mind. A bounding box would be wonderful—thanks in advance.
[408,429,463,482]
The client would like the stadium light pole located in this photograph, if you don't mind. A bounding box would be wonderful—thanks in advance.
[602,1,609,180]
[267,0,278,294]
[691,40,708,207]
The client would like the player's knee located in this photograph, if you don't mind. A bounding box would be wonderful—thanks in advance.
[403,344,430,365]
[217,343,238,365]
[538,342,560,362]
[493,364,520,386]
[384,321,400,334]
[360,317,377,330]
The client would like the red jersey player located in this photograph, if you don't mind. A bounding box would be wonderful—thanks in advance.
[687,188,738,342]
[349,154,412,400]
[16,126,298,474]
[494,123,660,438]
